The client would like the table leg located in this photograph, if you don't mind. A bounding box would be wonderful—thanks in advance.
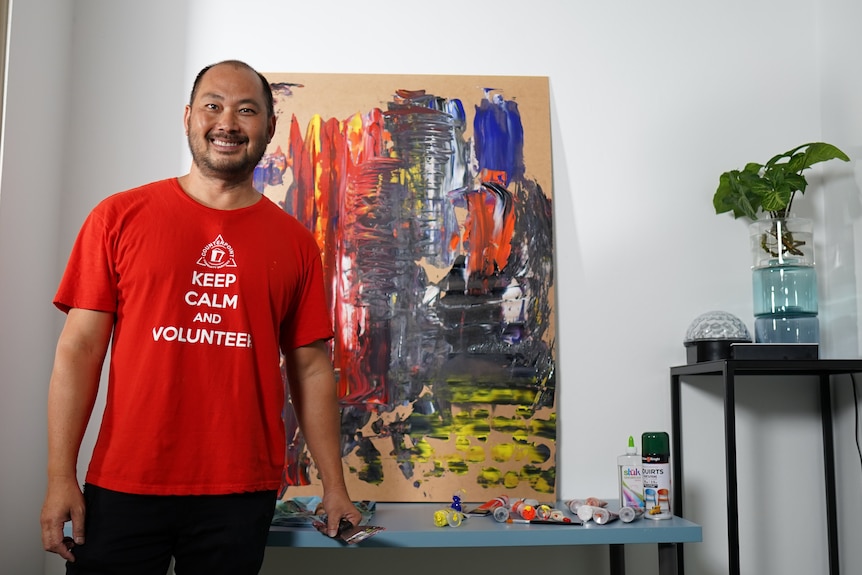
[609,544,625,575]
[670,373,685,574]
[658,542,678,575]
[671,373,683,513]
[724,370,740,575]
[820,375,840,575]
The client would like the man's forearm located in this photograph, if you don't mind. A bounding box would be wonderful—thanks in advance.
[285,342,349,492]
[292,374,348,492]
[46,309,113,478]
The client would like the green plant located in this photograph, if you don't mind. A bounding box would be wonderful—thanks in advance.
[713,142,850,221]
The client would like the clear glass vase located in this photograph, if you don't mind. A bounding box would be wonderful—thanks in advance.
[749,217,819,344]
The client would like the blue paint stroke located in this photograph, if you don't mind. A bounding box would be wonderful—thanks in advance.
[473,89,525,183]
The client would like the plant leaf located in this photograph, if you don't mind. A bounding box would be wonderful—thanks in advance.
[713,170,760,219]
[742,162,763,175]
[784,172,807,194]
[713,142,850,222]
[760,180,794,212]
[785,142,850,173]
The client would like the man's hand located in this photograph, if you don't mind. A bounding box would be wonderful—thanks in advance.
[322,489,362,537]
[40,476,85,562]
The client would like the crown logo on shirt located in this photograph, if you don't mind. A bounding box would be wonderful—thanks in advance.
[197,235,237,269]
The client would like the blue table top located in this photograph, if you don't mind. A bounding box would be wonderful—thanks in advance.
[267,502,702,548]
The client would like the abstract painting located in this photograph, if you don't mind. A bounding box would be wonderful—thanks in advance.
[256,73,555,502]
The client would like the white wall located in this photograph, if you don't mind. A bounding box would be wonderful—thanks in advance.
[0,0,73,572]
[1,1,860,574]
[820,2,862,575]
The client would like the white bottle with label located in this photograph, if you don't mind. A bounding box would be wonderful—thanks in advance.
[617,435,645,510]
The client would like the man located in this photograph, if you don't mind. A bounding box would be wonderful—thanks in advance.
[40,60,360,574]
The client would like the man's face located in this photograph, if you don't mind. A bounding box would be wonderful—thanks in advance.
[184,64,275,181]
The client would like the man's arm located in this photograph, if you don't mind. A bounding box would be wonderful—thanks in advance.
[40,308,114,561]
[283,341,361,536]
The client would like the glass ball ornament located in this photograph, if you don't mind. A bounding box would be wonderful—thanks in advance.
[684,311,752,363]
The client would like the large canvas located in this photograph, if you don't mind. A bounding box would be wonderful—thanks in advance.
[255,73,555,502]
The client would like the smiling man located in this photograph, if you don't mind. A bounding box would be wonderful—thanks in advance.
[40,60,360,575]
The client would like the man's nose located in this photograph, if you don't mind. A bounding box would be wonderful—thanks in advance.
[215,109,240,131]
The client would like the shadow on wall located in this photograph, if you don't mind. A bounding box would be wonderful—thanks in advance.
[821,153,861,358]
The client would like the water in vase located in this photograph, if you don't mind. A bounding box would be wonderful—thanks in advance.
[752,264,819,343]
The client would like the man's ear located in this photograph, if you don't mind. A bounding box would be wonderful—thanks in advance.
[183,105,191,136]
[267,114,277,143]
[266,114,278,143]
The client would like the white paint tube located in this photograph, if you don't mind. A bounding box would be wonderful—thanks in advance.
[592,507,619,525]
[576,505,604,522]
[619,506,644,523]
[565,498,607,514]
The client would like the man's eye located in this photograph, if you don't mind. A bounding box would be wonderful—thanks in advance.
[239,108,257,114]
[205,103,219,111]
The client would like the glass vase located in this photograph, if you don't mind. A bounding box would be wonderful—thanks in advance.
[749,217,819,343]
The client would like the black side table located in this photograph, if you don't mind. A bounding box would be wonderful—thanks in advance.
[670,359,862,575]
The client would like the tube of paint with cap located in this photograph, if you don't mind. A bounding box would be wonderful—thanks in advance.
[549,509,566,522]
[576,505,607,523]
[592,508,619,525]
[566,499,586,514]
[565,497,607,515]
[433,508,465,527]
[619,506,644,523]
[492,506,510,523]
[534,504,552,520]
[511,498,539,520]
[466,495,509,516]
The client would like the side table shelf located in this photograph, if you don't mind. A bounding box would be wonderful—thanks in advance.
[670,359,862,575]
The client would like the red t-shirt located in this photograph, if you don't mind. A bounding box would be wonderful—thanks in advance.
[54,178,333,495]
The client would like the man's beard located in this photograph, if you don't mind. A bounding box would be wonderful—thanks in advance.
[188,130,267,181]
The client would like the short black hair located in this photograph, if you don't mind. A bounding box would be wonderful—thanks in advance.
[189,60,274,119]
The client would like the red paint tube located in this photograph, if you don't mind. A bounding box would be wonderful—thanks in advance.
[466,495,509,516]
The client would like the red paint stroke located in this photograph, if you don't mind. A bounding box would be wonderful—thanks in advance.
[288,109,393,405]
[462,182,515,282]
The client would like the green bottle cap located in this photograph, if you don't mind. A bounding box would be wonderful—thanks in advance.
[642,431,670,456]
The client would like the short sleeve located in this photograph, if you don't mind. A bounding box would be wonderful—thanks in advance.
[54,207,119,314]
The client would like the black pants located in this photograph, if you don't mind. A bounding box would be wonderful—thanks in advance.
[67,484,277,575]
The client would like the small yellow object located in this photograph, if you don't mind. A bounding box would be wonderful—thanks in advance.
[448,510,463,527]
[433,508,465,527]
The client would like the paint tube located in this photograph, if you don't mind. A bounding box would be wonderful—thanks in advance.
[466,495,509,516]
[565,497,607,514]
[511,498,539,520]
[576,505,605,522]
[493,506,510,523]
[549,509,566,522]
[433,508,465,527]
[535,504,552,520]
[592,508,619,525]
[619,506,644,523]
